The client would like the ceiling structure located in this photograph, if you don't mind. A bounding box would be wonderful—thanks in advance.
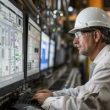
[11,0,88,30]
[11,0,110,44]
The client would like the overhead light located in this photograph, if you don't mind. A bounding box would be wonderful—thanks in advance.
[68,6,74,12]
[60,12,63,16]
[53,10,64,18]
[53,10,58,14]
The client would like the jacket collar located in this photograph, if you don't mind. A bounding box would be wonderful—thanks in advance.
[93,45,110,64]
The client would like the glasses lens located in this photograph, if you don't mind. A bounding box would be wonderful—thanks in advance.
[75,32,83,38]
[75,28,96,38]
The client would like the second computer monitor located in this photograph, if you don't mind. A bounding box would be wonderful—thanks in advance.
[27,17,41,77]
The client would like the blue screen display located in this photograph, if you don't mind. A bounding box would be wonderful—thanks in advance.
[40,32,49,70]
[49,40,55,67]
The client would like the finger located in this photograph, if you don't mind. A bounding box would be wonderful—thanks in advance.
[33,93,44,99]
[37,89,49,93]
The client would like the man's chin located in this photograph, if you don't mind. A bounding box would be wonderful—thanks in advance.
[79,51,88,56]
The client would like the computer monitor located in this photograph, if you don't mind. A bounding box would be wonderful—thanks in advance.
[0,0,24,96]
[40,32,50,71]
[49,39,55,68]
[27,17,41,78]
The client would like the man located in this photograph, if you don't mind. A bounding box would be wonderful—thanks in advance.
[33,7,110,110]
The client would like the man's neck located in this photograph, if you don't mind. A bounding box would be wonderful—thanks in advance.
[89,43,107,61]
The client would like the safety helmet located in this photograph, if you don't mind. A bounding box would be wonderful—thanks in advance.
[69,7,110,34]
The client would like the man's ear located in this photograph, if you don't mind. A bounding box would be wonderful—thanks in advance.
[94,30,102,43]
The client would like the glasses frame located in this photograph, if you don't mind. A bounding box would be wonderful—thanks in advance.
[74,28,97,38]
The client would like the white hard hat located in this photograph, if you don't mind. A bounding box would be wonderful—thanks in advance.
[69,7,110,34]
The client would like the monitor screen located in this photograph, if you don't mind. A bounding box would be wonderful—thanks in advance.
[0,0,24,91]
[27,17,41,77]
[49,39,55,67]
[40,32,49,70]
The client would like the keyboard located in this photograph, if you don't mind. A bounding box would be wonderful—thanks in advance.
[12,91,44,110]
[12,103,42,110]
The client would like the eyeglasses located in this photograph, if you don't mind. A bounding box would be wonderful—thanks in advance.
[74,29,96,38]
[75,32,84,38]
[75,31,91,38]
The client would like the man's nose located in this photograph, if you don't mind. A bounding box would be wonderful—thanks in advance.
[73,37,79,47]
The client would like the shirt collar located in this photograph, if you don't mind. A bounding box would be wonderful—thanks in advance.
[93,45,110,64]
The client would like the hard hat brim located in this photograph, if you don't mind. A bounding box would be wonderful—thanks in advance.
[68,26,109,35]
[68,28,79,34]
[68,27,91,34]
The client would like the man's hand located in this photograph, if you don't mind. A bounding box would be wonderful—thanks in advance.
[33,89,53,104]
